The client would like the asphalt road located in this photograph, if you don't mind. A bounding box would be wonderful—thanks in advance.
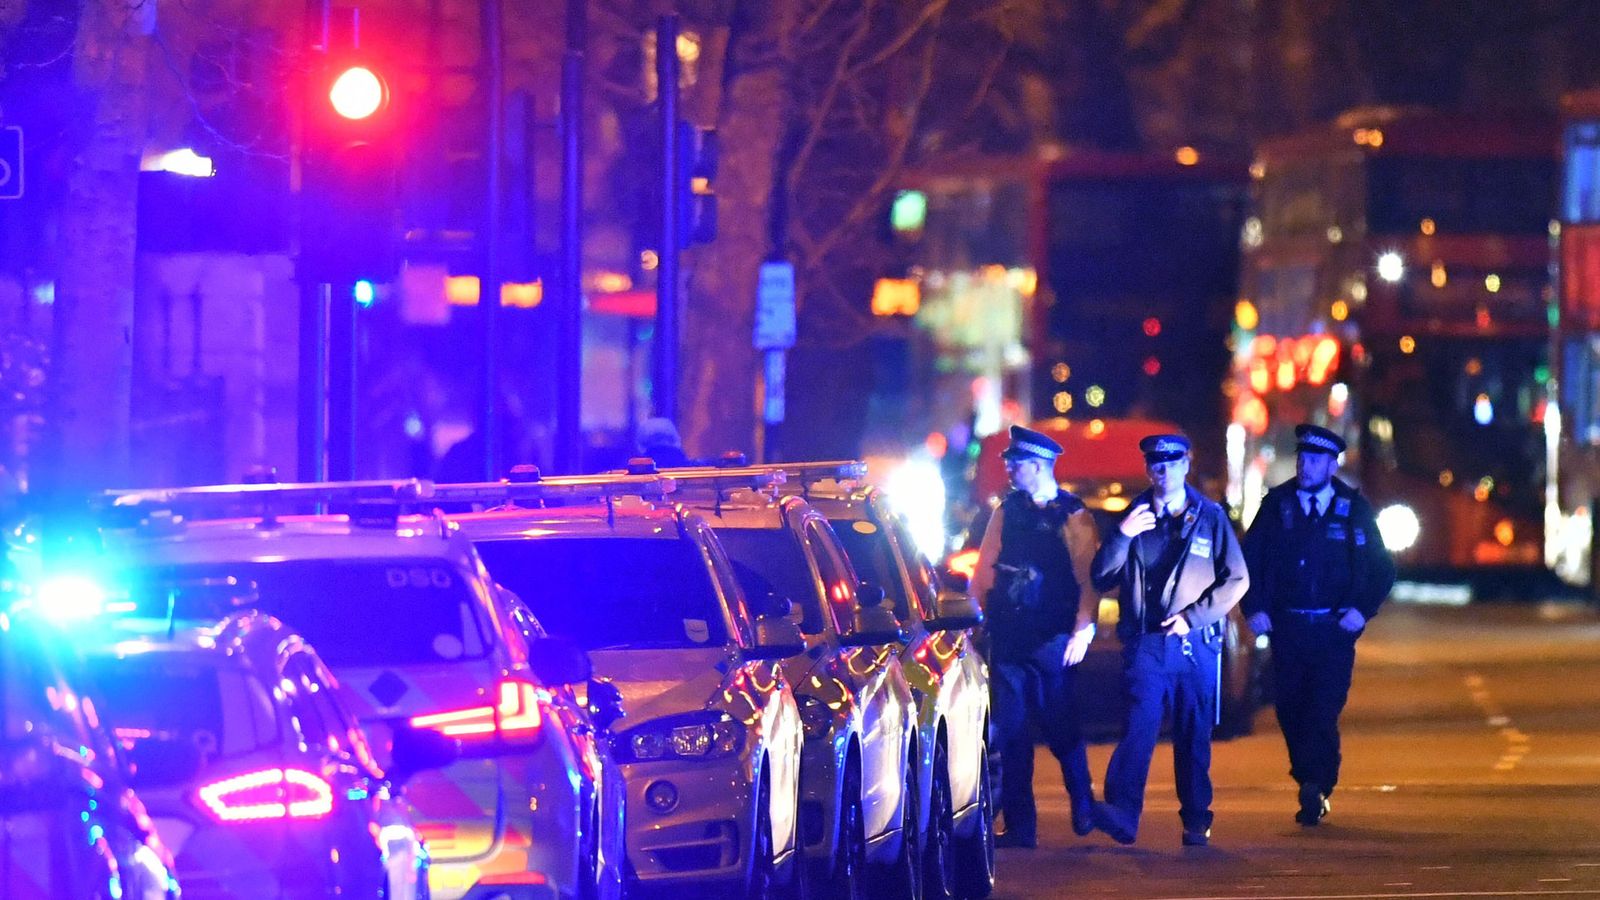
[992,599,1600,899]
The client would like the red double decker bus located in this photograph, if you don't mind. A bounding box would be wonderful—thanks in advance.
[1229,107,1558,574]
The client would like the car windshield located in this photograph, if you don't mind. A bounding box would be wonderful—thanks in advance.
[829,521,912,621]
[473,537,728,651]
[81,654,278,784]
[714,528,826,635]
[119,559,491,666]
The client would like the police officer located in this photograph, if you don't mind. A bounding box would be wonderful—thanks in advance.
[1090,434,1247,847]
[1242,424,1395,826]
[969,425,1099,847]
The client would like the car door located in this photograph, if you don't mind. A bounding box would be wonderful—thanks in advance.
[798,513,913,844]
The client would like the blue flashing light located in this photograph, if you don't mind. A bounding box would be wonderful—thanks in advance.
[88,823,105,845]
[354,280,376,307]
[35,574,108,623]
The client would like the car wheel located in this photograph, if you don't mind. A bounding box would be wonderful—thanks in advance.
[921,746,958,900]
[827,764,869,900]
[872,761,920,899]
[748,774,779,900]
[952,740,995,899]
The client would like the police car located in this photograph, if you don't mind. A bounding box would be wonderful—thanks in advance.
[772,463,995,899]
[76,609,446,899]
[93,480,627,900]
[657,464,921,898]
[0,601,180,900]
[440,470,809,898]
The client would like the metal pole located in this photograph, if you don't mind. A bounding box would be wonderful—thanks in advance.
[480,0,505,480]
[296,280,328,481]
[652,13,680,422]
[556,0,585,474]
[326,281,356,480]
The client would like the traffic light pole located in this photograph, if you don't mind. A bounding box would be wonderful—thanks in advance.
[652,13,680,423]
[555,0,585,475]
[297,281,328,482]
[327,281,358,480]
[479,0,505,480]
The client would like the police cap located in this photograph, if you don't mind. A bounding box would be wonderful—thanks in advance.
[1139,433,1191,464]
[1294,423,1346,456]
[1001,425,1063,462]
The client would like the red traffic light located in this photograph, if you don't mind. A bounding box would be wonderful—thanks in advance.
[329,65,386,121]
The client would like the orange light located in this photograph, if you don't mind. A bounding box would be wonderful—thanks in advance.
[1493,519,1515,547]
[1331,299,1349,321]
[1236,300,1260,331]
[445,276,544,308]
[1399,335,1416,354]
[1307,336,1340,386]
[1420,218,1436,236]
[925,431,948,458]
[1276,359,1296,391]
[1087,418,1107,437]
[1174,146,1200,166]
[946,549,980,581]
[1234,392,1269,436]
[871,278,921,316]
[329,66,386,120]
[1249,359,1270,395]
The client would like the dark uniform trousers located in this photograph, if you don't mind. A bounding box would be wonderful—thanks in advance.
[990,633,1093,841]
[1102,632,1218,835]
[1271,611,1358,795]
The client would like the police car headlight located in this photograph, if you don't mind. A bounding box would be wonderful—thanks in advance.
[622,713,744,762]
[1376,504,1420,552]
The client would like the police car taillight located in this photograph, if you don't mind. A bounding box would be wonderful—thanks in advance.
[408,679,546,742]
[196,767,334,823]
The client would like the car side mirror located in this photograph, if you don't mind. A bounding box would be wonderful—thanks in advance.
[588,679,626,731]
[388,724,459,788]
[840,581,907,647]
[528,635,593,686]
[925,590,983,631]
[940,566,971,593]
[747,615,807,660]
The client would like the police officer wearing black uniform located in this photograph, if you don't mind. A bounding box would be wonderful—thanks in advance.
[969,425,1099,847]
[1242,423,1395,826]
[1090,434,1248,847]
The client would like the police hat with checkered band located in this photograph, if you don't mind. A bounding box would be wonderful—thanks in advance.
[1294,423,1346,456]
[1138,433,1190,464]
[1001,425,1063,462]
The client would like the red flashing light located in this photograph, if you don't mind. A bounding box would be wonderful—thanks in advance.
[1142,317,1161,337]
[1143,357,1161,376]
[196,768,333,823]
[329,65,387,121]
[410,680,546,740]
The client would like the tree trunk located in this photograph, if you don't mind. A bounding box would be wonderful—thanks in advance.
[42,0,150,495]
[679,0,791,459]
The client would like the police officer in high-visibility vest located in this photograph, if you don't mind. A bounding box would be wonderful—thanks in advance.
[1090,433,1247,847]
[969,425,1099,847]
[1242,423,1395,826]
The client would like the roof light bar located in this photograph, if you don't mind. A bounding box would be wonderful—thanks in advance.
[101,479,431,513]
[631,466,788,493]
[428,473,675,505]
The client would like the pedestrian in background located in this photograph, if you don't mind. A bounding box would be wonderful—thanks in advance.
[1091,434,1247,847]
[969,425,1099,847]
[1242,423,1395,826]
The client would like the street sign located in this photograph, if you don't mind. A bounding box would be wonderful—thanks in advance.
[754,261,796,350]
[0,126,23,200]
[762,350,786,424]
